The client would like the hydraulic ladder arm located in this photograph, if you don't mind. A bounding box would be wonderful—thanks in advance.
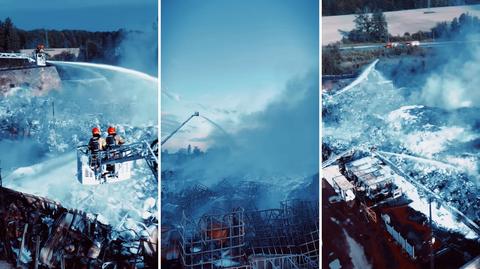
[161,112,199,146]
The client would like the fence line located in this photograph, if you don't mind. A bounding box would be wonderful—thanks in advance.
[382,214,415,259]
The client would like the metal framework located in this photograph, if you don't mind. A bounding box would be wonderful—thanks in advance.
[177,183,216,213]
[249,254,317,269]
[283,199,319,262]
[77,140,158,183]
[179,208,247,269]
[245,200,319,266]
[245,209,291,256]
[176,199,319,269]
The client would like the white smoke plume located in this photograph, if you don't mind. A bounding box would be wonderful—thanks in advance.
[167,70,319,185]
[420,34,480,110]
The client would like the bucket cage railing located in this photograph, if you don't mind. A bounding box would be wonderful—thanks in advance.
[77,140,158,184]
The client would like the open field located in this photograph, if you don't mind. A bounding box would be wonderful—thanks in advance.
[323,5,480,44]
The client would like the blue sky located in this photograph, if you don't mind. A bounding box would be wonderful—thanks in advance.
[161,0,319,150]
[0,0,157,31]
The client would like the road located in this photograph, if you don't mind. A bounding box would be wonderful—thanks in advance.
[336,40,480,51]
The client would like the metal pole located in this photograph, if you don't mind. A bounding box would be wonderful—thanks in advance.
[0,162,8,261]
[60,255,65,269]
[430,198,434,269]
[34,235,40,269]
[17,223,29,267]
[45,30,49,48]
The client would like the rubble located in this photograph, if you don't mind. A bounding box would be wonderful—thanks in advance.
[322,148,480,268]
[161,125,319,268]
[390,156,480,226]
[162,199,319,269]
[0,186,158,268]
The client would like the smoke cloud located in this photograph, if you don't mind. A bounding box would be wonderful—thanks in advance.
[117,28,158,77]
[168,70,319,184]
[420,35,480,110]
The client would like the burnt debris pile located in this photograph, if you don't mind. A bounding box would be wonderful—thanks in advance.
[0,187,158,268]
[162,197,319,268]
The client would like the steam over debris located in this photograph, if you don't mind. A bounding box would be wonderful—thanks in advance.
[323,28,480,265]
[161,71,319,268]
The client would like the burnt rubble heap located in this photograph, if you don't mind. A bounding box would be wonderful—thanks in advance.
[0,187,158,269]
[161,174,319,269]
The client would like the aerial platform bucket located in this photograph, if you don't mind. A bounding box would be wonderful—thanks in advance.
[77,146,133,185]
[76,140,157,185]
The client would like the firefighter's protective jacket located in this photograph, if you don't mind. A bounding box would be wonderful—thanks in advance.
[106,134,125,148]
[88,136,106,152]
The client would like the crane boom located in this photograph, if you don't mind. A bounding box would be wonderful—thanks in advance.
[161,112,199,146]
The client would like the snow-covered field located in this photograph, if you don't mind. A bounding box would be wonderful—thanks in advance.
[323,5,480,44]
[2,62,158,226]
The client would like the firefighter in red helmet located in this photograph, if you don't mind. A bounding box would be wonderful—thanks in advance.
[88,127,106,169]
[104,126,125,176]
[35,44,45,53]
[106,126,125,148]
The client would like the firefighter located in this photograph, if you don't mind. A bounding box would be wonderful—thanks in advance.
[35,44,45,54]
[104,126,125,175]
[105,126,125,149]
[88,127,106,169]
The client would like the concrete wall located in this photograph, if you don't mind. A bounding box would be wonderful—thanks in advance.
[0,65,61,94]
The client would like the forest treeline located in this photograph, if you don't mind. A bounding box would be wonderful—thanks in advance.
[0,17,134,63]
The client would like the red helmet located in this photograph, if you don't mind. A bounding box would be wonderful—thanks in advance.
[92,127,100,135]
[107,126,116,135]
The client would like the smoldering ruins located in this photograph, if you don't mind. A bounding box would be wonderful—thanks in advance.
[0,34,159,268]
[0,186,157,268]
[161,72,320,268]
[322,31,480,268]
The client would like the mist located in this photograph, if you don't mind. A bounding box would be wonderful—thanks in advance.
[0,25,159,226]
[322,26,480,225]
[0,27,158,174]
[117,28,158,76]
[419,35,480,110]
[164,70,319,209]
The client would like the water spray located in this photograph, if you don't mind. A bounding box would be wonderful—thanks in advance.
[200,116,230,136]
[48,61,158,83]
[377,150,460,171]
[330,59,379,97]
